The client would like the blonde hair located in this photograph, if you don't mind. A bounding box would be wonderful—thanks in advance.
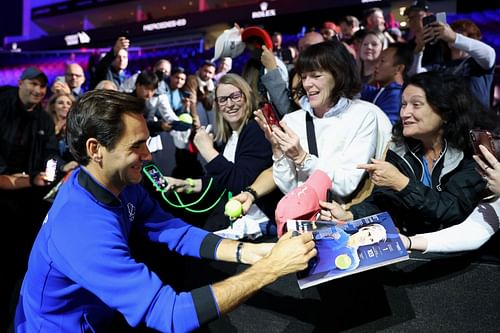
[47,93,75,120]
[214,73,256,143]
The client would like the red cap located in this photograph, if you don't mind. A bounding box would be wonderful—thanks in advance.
[241,26,273,51]
[322,21,339,33]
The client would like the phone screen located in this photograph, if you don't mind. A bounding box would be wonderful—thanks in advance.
[261,103,282,130]
[143,164,167,190]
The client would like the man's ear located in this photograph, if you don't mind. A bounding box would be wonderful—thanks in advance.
[396,63,405,76]
[86,138,103,163]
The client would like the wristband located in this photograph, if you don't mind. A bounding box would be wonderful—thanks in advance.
[407,235,412,251]
[243,186,258,201]
[236,242,244,263]
[185,178,195,194]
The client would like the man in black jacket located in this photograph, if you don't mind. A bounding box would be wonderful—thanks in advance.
[0,67,63,330]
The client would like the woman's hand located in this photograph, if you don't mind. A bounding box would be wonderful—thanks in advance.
[193,127,218,162]
[230,191,255,214]
[473,145,500,195]
[165,176,202,194]
[319,200,353,221]
[254,109,283,158]
[272,122,306,164]
[260,45,278,71]
[357,159,409,191]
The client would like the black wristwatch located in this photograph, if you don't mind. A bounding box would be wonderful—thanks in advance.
[243,186,258,201]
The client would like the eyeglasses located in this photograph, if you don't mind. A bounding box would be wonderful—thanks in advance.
[216,91,243,105]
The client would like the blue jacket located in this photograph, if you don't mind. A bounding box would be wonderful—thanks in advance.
[15,168,222,333]
[361,82,402,124]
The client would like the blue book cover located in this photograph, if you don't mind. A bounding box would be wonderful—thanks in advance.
[287,212,409,289]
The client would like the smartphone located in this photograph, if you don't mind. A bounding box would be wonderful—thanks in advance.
[422,14,436,27]
[470,130,497,162]
[261,103,282,130]
[142,163,168,190]
[44,159,57,182]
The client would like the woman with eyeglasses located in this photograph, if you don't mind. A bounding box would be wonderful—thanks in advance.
[166,73,280,237]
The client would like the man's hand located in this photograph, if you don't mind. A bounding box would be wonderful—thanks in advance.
[241,242,275,264]
[113,36,130,54]
[51,81,71,95]
[33,172,52,187]
[263,231,316,277]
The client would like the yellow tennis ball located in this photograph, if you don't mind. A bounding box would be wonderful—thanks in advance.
[178,113,193,124]
[225,200,243,219]
[335,254,352,270]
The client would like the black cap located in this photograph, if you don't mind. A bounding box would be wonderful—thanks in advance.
[20,67,48,86]
[404,0,430,16]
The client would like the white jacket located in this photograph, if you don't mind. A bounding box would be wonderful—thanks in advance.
[273,97,390,200]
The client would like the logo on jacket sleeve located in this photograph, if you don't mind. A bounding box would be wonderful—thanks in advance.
[127,202,136,222]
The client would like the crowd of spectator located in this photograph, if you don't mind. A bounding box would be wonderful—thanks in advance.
[1,0,500,331]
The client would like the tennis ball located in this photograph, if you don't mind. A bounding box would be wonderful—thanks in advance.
[178,113,193,124]
[225,200,243,219]
[335,254,352,270]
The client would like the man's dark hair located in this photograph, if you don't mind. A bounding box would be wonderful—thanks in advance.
[295,40,361,101]
[202,60,216,68]
[393,72,482,154]
[67,90,145,165]
[387,42,414,80]
[136,70,159,88]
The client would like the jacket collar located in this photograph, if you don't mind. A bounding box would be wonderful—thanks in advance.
[78,167,121,207]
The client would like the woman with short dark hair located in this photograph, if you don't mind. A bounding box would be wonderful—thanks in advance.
[269,40,391,203]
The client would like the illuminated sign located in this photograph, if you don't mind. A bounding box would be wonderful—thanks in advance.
[64,31,90,46]
[142,18,187,32]
[252,2,276,19]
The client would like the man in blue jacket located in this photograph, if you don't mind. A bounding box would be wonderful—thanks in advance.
[361,43,413,124]
[14,90,316,333]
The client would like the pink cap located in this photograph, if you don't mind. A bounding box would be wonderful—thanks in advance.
[275,170,331,237]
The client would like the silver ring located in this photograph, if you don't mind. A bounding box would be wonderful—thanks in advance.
[485,166,490,170]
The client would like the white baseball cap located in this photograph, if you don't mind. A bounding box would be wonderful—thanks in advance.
[212,26,246,62]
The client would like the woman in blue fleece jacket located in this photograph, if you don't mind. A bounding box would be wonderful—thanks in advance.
[14,90,315,333]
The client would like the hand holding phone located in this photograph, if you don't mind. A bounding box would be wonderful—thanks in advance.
[142,163,168,191]
[261,103,282,131]
[470,130,497,162]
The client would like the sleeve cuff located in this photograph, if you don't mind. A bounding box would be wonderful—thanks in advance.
[199,233,223,260]
[192,285,220,326]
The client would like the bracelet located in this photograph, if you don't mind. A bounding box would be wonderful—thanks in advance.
[243,186,258,201]
[236,242,244,263]
[406,235,412,251]
[295,152,309,169]
[185,178,195,194]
